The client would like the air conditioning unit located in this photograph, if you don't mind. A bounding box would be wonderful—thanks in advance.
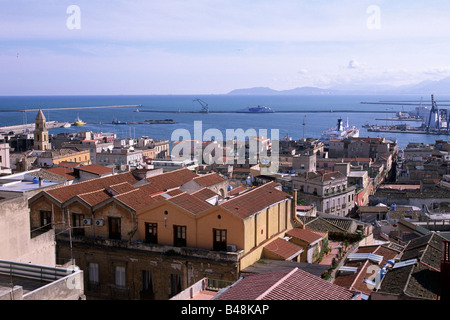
[83,218,92,225]
[95,219,105,226]
[227,244,237,252]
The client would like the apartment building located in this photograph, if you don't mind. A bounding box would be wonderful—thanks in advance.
[292,169,356,217]
[27,168,295,299]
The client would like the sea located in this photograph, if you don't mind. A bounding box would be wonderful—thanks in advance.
[0,94,449,148]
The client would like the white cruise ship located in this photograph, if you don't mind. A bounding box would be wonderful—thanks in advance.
[320,118,360,142]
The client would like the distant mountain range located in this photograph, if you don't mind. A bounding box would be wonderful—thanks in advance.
[227,77,450,95]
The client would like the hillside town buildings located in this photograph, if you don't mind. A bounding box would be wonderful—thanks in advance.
[0,110,450,301]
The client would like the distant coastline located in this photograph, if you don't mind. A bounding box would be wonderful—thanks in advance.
[227,76,450,96]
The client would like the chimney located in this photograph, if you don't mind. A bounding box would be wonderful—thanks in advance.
[441,241,450,300]
[39,177,43,187]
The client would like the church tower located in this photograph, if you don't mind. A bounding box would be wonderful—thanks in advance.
[34,109,51,151]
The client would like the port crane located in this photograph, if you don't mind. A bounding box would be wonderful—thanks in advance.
[361,94,450,133]
[193,99,209,113]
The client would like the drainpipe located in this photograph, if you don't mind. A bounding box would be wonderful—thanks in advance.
[292,189,305,229]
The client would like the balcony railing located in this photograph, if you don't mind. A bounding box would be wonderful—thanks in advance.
[206,278,234,291]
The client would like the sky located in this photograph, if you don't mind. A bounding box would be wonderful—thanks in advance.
[1,0,450,95]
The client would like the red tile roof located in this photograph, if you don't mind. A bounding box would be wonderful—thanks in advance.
[106,182,136,195]
[45,167,76,180]
[193,173,226,187]
[191,188,219,201]
[114,189,158,212]
[264,238,304,260]
[77,189,111,207]
[45,172,140,204]
[333,245,399,296]
[228,185,248,196]
[77,164,113,175]
[57,161,81,169]
[141,168,198,195]
[220,182,291,219]
[215,268,357,300]
[286,228,324,244]
[168,192,213,214]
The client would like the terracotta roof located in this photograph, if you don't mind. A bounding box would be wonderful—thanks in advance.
[377,233,446,300]
[106,182,136,195]
[77,189,111,207]
[333,245,399,296]
[141,168,198,195]
[57,161,81,169]
[44,167,76,180]
[220,182,291,219]
[215,268,357,300]
[191,188,219,201]
[114,188,158,212]
[286,228,324,244]
[168,192,213,214]
[228,185,248,196]
[45,172,140,204]
[76,164,113,175]
[302,170,345,182]
[193,173,225,187]
[264,238,304,260]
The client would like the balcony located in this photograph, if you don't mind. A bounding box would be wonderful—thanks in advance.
[55,234,243,264]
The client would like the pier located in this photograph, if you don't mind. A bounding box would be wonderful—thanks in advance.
[139,109,396,114]
[0,121,65,134]
[0,105,141,113]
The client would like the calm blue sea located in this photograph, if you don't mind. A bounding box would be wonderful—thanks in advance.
[0,94,449,148]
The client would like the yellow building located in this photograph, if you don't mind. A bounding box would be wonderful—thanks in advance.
[37,148,91,167]
[28,169,298,299]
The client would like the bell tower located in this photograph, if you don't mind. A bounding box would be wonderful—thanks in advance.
[34,109,51,151]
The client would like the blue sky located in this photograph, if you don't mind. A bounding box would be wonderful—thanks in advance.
[1,0,450,95]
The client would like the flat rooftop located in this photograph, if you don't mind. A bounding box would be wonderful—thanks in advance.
[0,274,51,298]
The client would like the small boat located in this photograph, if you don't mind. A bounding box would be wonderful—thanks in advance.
[112,118,126,125]
[73,114,86,126]
[236,105,274,113]
[61,122,71,128]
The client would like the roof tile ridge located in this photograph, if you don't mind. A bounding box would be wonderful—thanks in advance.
[255,268,299,300]
[108,181,131,188]
[113,188,142,198]
[77,188,110,197]
[220,183,271,205]
[48,171,132,192]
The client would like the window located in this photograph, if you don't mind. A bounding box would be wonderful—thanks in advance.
[109,217,121,240]
[213,229,227,251]
[141,270,154,300]
[145,223,157,244]
[72,213,85,236]
[115,266,126,289]
[88,263,99,285]
[170,274,182,297]
[40,210,52,230]
[173,225,186,247]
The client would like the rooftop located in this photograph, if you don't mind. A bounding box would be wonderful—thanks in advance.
[264,238,304,260]
[214,267,359,300]
[220,182,291,219]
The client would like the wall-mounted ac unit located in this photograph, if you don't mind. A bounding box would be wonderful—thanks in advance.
[227,244,237,252]
[83,218,92,225]
[95,219,105,226]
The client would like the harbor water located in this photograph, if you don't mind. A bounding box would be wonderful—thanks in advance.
[0,94,449,148]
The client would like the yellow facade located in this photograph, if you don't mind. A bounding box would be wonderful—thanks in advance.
[53,150,91,166]
[136,196,294,269]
